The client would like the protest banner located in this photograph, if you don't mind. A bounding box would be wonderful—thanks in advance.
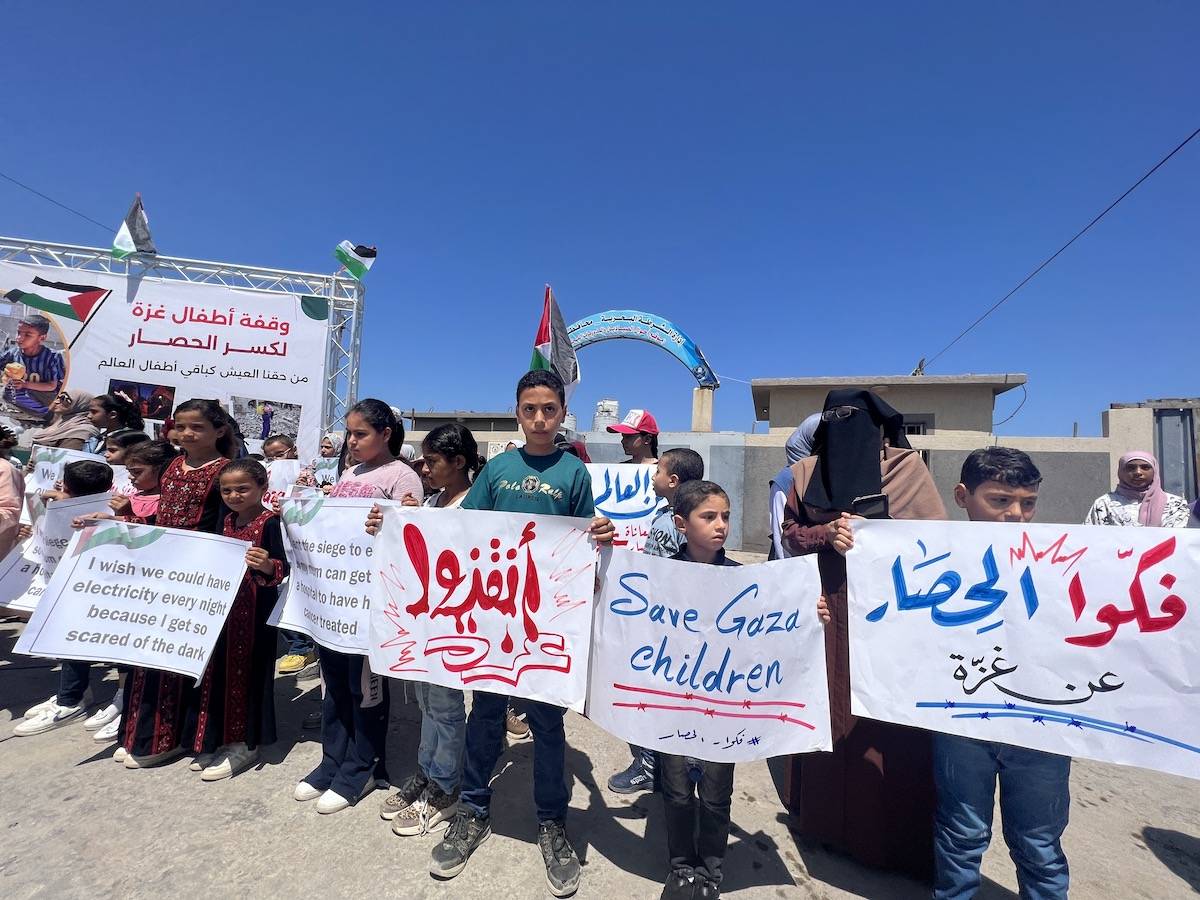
[23,446,107,523]
[847,519,1200,780]
[588,551,831,762]
[0,261,329,460]
[310,457,339,489]
[270,496,378,654]
[14,520,248,681]
[368,507,596,711]
[587,463,665,552]
[0,492,113,612]
[263,458,302,509]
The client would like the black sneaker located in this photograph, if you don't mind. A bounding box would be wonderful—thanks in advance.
[379,770,429,820]
[607,757,654,794]
[660,870,697,900]
[429,809,490,879]
[695,878,720,900]
[538,819,581,897]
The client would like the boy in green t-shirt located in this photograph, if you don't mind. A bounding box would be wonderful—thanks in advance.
[430,369,614,897]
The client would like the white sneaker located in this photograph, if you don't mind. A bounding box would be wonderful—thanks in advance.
[84,703,121,731]
[124,746,184,769]
[13,700,87,736]
[23,695,58,718]
[114,746,128,763]
[316,780,375,815]
[201,743,259,782]
[189,752,217,772]
[294,781,323,802]
[94,718,121,743]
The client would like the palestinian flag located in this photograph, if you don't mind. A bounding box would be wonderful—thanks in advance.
[530,284,580,400]
[112,194,157,259]
[4,277,112,348]
[334,241,376,280]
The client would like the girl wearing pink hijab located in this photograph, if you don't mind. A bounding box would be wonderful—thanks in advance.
[1085,451,1191,527]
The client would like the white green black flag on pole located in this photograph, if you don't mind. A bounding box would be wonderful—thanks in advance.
[334,241,376,280]
[112,194,156,259]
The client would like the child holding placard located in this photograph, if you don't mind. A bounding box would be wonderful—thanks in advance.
[295,399,422,815]
[108,440,178,523]
[17,460,115,737]
[367,423,480,837]
[184,458,288,781]
[113,399,235,768]
[425,370,615,897]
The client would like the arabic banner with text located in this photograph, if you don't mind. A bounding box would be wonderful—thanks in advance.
[270,497,379,654]
[586,463,665,553]
[587,551,831,762]
[0,261,328,460]
[368,507,596,712]
[14,521,248,681]
[847,520,1200,780]
[0,492,113,612]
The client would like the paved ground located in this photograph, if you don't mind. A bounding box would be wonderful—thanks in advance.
[1,617,1197,899]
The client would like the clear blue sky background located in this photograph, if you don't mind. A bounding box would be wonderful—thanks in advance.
[3,2,1197,436]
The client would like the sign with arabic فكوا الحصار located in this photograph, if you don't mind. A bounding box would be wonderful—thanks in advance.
[847,519,1200,781]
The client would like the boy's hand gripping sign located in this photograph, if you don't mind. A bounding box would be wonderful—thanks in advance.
[368,507,596,711]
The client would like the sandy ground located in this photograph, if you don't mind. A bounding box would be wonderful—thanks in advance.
[0,617,1197,900]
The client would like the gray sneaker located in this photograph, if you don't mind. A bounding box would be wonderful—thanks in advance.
[429,809,490,879]
[393,783,459,836]
[379,771,429,820]
[538,819,581,897]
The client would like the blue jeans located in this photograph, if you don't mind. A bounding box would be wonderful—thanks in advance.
[933,733,1071,900]
[460,690,569,823]
[282,630,313,654]
[415,681,466,794]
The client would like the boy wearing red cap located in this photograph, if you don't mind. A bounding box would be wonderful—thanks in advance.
[608,408,660,465]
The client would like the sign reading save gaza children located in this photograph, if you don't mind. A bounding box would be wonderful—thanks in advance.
[588,550,831,763]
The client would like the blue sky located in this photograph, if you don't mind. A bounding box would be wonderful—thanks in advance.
[3,2,1197,436]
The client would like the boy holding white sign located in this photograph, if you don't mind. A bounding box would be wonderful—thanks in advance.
[933,448,1071,900]
[427,369,615,898]
[610,447,705,795]
[17,460,116,736]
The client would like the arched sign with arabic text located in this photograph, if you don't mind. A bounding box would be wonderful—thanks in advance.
[566,310,719,388]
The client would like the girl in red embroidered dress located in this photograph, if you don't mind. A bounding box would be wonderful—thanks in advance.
[188,458,288,781]
[118,400,234,768]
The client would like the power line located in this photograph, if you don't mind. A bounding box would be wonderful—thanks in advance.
[0,169,112,233]
[924,125,1200,370]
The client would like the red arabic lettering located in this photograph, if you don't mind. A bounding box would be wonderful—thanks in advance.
[1066,537,1186,647]
[402,520,543,650]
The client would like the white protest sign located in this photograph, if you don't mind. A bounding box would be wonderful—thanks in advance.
[110,464,136,497]
[263,459,303,509]
[23,446,107,523]
[847,519,1200,780]
[271,497,378,654]
[310,457,339,489]
[588,551,831,762]
[587,463,665,553]
[369,507,596,712]
[14,521,249,681]
[0,492,113,612]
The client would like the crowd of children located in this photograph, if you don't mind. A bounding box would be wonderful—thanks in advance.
[4,372,1198,900]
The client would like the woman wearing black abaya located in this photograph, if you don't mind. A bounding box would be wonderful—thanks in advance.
[782,389,946,881]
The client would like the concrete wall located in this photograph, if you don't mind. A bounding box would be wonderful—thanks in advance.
[405,425,1123,553]
[766,383,1003,435]
[928,449,1111,525]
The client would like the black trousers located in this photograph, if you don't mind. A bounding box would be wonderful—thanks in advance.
[658,753,736,885]
[305,648,389,799]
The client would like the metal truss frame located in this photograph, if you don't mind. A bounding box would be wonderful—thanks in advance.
[0,235,364,431]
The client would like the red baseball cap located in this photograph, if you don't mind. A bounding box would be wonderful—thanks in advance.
[607,409,659,435]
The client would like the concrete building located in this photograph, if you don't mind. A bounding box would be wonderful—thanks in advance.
[591,399,619,432]
[401,375,1196,552]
